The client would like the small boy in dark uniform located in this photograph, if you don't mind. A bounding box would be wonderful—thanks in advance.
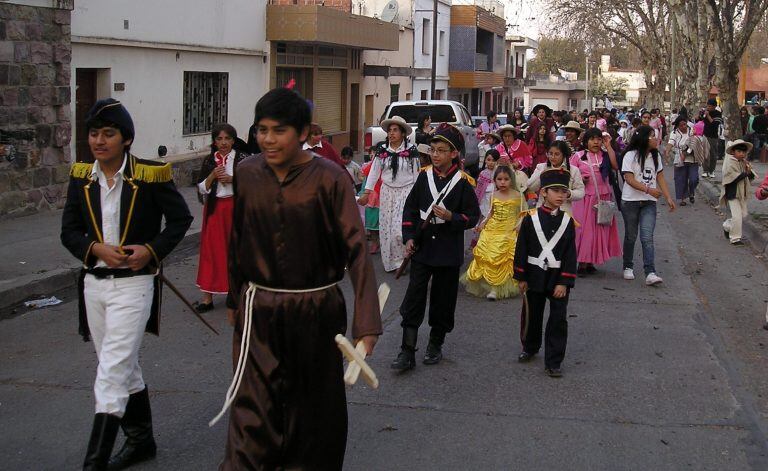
[513,168,577,377]
[391,124,480,370]
[61,98,193,469]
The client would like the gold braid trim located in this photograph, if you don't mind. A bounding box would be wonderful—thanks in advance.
[460,171,476,187]
[70,162,94,179]
[132,162,173,183]
[144,243,160,266]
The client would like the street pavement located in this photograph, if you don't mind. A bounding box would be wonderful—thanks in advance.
[2,171,768,470]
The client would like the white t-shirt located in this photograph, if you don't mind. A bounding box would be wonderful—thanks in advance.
[621,150,663,202]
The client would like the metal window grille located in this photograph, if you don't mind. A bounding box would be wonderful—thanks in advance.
[390,84,400,103]
[183,71,229,135]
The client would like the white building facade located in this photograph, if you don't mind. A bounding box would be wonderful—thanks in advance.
[412,0,451,101]
[70,0,268,160]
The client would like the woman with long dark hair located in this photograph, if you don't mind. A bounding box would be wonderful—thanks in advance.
[358,116,420,271]
[527,140,585,214]
[620,125,675,285]
[569,128,621,274]
[194,123,246,313]
[415,112,435,145]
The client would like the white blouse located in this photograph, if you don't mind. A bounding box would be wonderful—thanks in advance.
[197,149,235,198]
[364,141,420,190]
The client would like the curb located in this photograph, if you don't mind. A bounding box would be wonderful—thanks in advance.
[697,177,768,256]
[0,230,201,318]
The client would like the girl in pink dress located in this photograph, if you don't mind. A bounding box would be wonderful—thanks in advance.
[569,128,622,273]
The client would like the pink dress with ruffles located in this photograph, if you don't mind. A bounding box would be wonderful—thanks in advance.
[569,151,622,265]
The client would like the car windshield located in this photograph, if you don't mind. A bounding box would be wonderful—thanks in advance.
[388,105,458,124]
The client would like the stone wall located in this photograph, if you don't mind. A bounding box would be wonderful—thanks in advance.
[0,1,73,220]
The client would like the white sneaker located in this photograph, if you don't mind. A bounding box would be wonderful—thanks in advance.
[486,290,497,301]
[623,268,635,280]
[646,273,663,286]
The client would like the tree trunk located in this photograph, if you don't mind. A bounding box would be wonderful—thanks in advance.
[714,57,742,140]
[695,1,711,108]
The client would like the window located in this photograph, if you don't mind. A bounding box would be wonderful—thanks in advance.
[420,90,428,100]
[435,89,443,99]
[390,83,400,103]
[439,31,445,56]
[387,104,457,124]
[183,71,228,135]
[422,18,431,54]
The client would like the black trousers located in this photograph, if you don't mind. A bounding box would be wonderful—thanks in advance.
[520,290,569,369]
[399,260,460,344]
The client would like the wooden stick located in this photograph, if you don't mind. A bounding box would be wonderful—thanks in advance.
[336,334,378,389]
[341,283,389,386]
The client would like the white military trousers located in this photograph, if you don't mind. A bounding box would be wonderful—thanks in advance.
[84,273,154,416]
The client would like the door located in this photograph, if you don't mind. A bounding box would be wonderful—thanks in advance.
[349,83,360,151]
[75,69,97,163]
[315,69,343,133]
[364,94,374,127]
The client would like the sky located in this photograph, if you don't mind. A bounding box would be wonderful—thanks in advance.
[504,0,542,39]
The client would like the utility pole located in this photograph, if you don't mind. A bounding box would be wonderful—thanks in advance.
[585,57,590,111]
[430,0,438,98]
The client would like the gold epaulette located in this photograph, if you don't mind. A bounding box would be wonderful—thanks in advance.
[461,171,476,187]
[132,162,173,183]
[420,164,432,172]
[70,162,94,179]
[565,211,581,228]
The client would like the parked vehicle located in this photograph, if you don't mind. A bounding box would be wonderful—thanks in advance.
[471,114,509,128]
[364,100,481,174]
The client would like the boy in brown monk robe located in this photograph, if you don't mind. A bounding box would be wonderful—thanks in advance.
[215,88,382,470]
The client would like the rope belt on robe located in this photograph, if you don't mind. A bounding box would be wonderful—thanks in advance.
[209,280,339,427]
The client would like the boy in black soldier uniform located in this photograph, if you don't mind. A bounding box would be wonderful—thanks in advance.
[514,168,577,377]
[391,123,480,370]
[61,99,192,470]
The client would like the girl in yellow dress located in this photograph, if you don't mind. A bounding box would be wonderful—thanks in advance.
[462,162,528,300]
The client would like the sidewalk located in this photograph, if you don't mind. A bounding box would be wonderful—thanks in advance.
[0,186,202,315]
[696,160,768,255]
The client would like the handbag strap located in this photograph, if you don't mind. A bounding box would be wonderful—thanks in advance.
[586,153,603,203]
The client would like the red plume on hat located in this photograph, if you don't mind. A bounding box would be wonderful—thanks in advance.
[284,78,296,90]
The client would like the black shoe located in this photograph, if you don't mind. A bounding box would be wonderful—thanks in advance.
[545,367,563,378]
[193,301,214,313]
[390,348,416,371]
[689,196,695,204]
[391,328,418,371]
[108,387,157,470]
[585,264,598,274]
[518,351,535,363]
[724,229,730,240]
[423,342,443,365]
[83,413,120,471]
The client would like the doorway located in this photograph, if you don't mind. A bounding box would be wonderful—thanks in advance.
[349,83,360,151]
[75,69,97,163]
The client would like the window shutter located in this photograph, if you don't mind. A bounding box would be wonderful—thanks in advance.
[315,69,343,133]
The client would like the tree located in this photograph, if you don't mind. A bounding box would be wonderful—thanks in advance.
[669,0,712,110]
[545,0,672,109]
[528,36,587,76]
[589,76,630,100]
[704,0,768,138]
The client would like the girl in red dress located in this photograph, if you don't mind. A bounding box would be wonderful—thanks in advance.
[195,123,246,313]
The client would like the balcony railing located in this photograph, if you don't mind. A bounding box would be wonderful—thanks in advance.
[476,53,489,71]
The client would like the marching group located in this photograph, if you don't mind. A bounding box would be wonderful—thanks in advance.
[60,86,768,470]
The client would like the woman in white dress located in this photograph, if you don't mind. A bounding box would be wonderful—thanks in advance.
[358,116,420,272]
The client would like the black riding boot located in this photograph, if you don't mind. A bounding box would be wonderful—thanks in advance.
[108,387,157,470]
[423,330,445,365]
[83,413,120,471]
[390,327,418,371]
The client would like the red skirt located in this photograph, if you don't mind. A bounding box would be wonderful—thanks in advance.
[196,196,234,294]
